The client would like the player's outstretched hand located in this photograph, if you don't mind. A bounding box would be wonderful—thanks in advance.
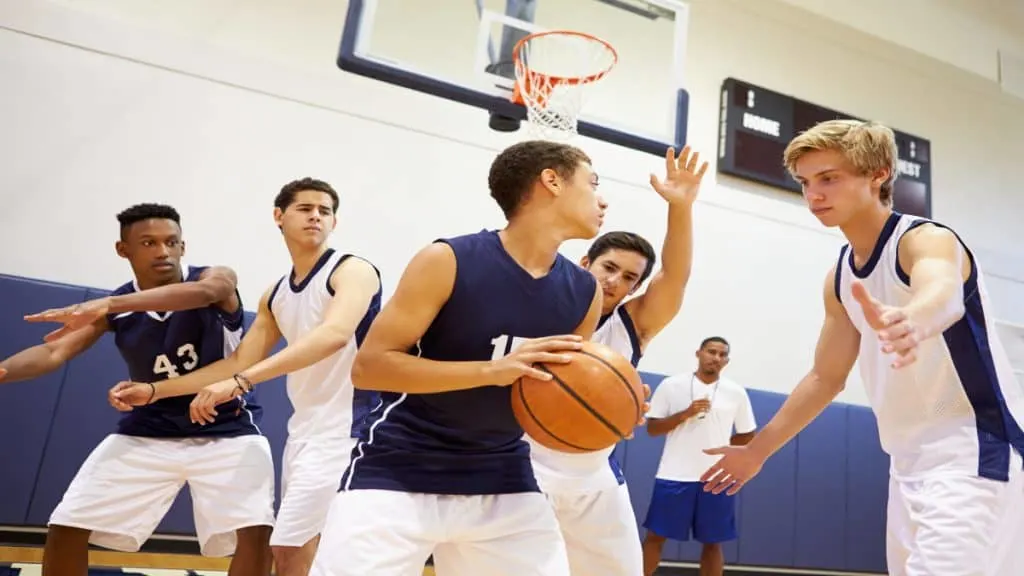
[851,280,921,369]
[190,379,245,425]
[649,145,709,207]
[109,380,155,412]
[488,334,585,385]
[24,297,111,343]
[699,445,765,495]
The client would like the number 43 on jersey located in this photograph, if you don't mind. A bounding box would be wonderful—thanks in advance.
[152,343,198,378]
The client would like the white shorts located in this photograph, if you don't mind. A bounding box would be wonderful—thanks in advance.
[886,455,1024,575]
[270,436,356,548]
[547,483,642,576]
[310,490,570,576]
[49,433,275,557]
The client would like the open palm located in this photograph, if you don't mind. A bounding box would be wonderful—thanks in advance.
[649,145,709,206]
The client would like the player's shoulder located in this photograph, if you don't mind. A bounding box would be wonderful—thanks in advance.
[328,253,383,295]
[333,252,380,274]
[184,264,221,283]
[897,216,960,245]
[110,279,136,297]
[555,253,596,284]
[434,228,495,250]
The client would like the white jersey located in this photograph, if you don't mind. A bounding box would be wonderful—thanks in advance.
[528,305,642,493]
[647,373,756,482]
[834,213,1024,481]
[269,249,382,441]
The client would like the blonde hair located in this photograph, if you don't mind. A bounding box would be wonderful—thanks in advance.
[783,119,899,205]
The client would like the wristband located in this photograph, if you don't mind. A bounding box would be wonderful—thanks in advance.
[233,373,253,393]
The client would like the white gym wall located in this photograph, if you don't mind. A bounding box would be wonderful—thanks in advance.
[0,0,1021,406]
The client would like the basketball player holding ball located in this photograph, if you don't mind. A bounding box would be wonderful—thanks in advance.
[527,145,709,576]
[308,140,645,576]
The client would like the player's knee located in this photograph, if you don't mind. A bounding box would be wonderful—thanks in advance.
[236,524,272,550]
[46,524,91,544]
[272,537,319,574]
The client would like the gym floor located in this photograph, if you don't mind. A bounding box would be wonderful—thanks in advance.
[0,547,848,576]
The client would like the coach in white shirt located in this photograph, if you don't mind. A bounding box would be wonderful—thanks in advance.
[640,336,756,576]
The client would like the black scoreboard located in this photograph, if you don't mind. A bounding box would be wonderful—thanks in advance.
[716,77,932,218]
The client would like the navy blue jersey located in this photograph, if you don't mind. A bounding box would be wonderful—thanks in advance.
[108,265,262,438]
[342,230,597,495]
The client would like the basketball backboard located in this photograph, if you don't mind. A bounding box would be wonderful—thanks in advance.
[338,0,690,155]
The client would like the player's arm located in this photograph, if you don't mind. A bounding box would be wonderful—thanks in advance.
[623,201,693,348]
[352,243,584,394]
[109,266,239,313]
[576,279,603,339]
[24,267,239,342]
[742,266,860,461]
[897,224,969,339]
[231,258,380,387]
[352,243,489,394]
[137,286,282,402]
[0,318,108,384]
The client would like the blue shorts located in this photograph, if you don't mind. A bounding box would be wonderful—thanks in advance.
[642,479,737,544]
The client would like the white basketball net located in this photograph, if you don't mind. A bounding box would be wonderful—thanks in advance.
[513,31,618,141]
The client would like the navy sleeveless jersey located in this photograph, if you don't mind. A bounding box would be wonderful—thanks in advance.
[342,230,597,495]
[108,265,262,438]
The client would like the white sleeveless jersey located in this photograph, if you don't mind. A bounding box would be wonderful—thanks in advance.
[835,213,1024,481]
[269,249,382,441]
[528,305,643,493]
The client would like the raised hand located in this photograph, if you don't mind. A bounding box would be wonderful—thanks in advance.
[488,334,586,385]
[699,444,766,495]
[25,297,112,342]
[649,145,709,206]
[851,280,921,368]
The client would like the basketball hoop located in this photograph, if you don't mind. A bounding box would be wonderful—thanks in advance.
[511,30,618,141]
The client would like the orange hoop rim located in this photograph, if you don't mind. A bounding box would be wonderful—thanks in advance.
[510,29,619,106]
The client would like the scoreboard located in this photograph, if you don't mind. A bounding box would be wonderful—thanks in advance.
[716,77,932,218]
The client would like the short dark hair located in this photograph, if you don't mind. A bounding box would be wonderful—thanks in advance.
[116,203,181,239]
[274,177,340,213]
[586,231,657,284]
[700,336,729,350]
[488,140,591,218]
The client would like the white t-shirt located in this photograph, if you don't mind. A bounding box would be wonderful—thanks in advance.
[647,372,757,482]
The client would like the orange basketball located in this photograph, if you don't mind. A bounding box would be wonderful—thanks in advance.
[512,340,645,453]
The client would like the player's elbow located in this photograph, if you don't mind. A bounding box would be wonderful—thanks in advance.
[351,350,382,391]
[322,325,353,352]
[645,419,669,436]
[813,371,846,395]
[197,279,234,305]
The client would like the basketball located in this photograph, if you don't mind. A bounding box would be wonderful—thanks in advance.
[512,340,645,453]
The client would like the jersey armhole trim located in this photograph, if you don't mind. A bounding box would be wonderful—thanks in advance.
[216,289,246,331]
[327,254,383,297]
[834,245,849,304]
[893,220,979,299]
[616,306,643,366]
[267,277,285,319]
